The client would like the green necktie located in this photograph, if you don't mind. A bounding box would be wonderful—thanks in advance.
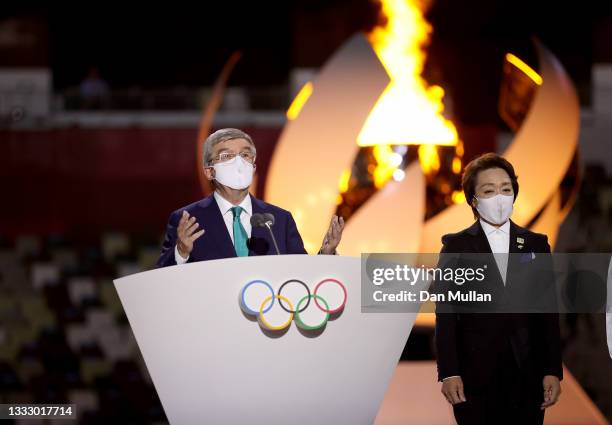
[231,206,249,257]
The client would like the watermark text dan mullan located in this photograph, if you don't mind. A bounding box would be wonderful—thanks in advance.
[370,264,493,303]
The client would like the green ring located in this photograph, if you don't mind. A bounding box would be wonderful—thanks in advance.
[294,295,330,330]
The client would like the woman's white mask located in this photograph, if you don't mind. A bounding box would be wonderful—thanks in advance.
[475,194,514,225]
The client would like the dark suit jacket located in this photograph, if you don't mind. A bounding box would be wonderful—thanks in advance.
[156,194,307,267]
[434,220,563,388]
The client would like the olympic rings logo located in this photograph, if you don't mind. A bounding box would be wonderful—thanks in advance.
[239,278,347,332]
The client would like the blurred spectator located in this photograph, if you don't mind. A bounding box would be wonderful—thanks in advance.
[79,67,110,109]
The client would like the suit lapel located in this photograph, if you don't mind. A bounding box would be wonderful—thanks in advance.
[508,220,526,254]
[506,220,527,289]
[197,195,236,258]
[466,220,505,290]
[466,221,493,254]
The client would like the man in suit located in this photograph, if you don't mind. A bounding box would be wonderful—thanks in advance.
[156,128,344,267]
[435,153,562,425]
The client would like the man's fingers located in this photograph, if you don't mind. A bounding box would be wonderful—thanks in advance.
[330,221,339,240]
[324,219,334,243]
[178,213,188,231]
[332,216,343,239]
[541,400,554,409]
[185,221,200,236]
[177,212,200,244]
[189,229,205,242]
[175,212,203,257]
[178,223,195,240]
[178,212,193,231]
[326,215,346,243]
[329,217,336,235]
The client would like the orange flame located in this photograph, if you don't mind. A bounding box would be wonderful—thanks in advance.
[358,0,458,151]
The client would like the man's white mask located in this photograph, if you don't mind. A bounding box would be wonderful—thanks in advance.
[213,156,254,190]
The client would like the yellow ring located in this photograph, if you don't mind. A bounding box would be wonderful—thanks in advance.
[259,295,294,331]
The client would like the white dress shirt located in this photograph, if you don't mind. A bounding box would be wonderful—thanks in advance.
[175,192,253,264]
[480,219,510,285]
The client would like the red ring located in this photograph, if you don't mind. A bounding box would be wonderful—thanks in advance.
[313,278,347,314]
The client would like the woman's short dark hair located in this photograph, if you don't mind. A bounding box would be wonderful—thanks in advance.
[461,153,519,217]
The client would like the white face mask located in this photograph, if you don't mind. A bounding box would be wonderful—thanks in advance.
[212,155,254,190]
[475,194,514,225]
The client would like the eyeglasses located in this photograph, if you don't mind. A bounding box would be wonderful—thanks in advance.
[212,151,255,164]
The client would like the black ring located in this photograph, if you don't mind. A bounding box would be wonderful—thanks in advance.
[277,279,311,313]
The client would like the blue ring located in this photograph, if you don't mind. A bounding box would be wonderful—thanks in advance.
[240,280,275,316]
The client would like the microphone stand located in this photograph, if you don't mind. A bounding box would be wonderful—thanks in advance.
[264,222,281,255]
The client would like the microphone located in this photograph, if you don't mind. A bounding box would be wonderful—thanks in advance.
[262,213,275,226]
[250,213,264,227]
[250,213,280,255]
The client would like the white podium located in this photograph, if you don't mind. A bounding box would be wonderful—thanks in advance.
[113,255,421,425]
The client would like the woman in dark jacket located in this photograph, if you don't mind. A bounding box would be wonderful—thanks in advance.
[435,153,562,425]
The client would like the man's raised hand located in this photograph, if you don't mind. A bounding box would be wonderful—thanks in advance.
[176,211,205,258]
